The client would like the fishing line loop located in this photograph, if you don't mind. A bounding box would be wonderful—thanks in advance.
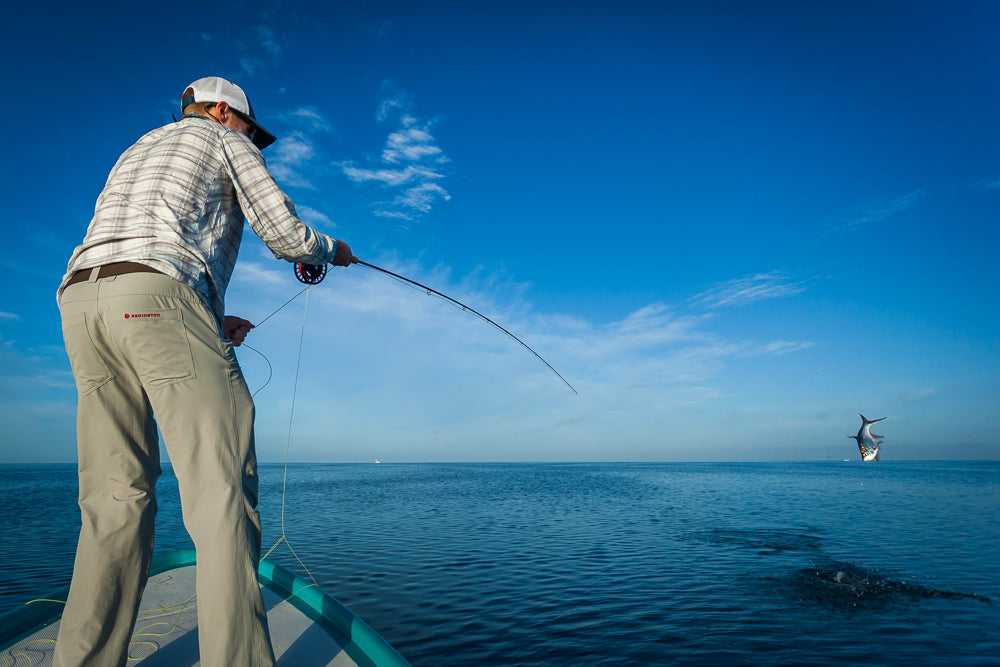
[240,285,308,399]
[241,344,272,399]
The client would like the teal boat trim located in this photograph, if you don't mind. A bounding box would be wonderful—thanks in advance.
[0,582,69,651]
[256,554,410,667]
[0,549,410,667]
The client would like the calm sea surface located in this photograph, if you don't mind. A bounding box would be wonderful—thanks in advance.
[1,461,998,666]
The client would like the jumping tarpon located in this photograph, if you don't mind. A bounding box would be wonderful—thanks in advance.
[848,413,885,463]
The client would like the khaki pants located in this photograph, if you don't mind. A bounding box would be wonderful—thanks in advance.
[55,270,275,667]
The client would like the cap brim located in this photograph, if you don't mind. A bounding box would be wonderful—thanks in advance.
[250,122,277,150]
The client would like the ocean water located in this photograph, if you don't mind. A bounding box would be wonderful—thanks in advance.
[1,461,998,666]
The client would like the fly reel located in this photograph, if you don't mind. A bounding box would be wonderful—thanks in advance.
[294,262,328,285]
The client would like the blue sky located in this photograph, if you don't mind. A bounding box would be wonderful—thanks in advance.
[0,0,997,463]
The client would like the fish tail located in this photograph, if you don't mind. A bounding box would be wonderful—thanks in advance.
[859,413,887,425]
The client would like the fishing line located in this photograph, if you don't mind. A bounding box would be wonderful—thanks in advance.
[242,344,273,399]
[255,286,309,327]
[254,286,320,589]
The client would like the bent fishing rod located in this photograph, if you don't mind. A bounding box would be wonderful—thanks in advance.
[286,259,578,395]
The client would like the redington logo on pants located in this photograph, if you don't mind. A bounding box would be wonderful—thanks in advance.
[124,313,161,319]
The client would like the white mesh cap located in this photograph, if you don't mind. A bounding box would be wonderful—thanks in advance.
[181,76,276,150]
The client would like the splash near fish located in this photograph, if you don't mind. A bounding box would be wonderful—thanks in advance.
[848,413,886,463]
[790,560,992,613]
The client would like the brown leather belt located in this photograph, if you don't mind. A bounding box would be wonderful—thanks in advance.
[66,261,164,287]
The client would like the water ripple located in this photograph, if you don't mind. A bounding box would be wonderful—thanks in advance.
[2,461,998,666]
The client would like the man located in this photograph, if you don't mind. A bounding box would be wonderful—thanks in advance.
[54,76,351,666]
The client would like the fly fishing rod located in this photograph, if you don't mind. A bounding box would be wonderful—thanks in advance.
[293,259,579,395]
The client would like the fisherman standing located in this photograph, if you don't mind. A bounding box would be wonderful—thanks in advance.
[54,77,352,667]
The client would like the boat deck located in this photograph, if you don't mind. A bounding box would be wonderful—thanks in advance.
[0,552,408,666]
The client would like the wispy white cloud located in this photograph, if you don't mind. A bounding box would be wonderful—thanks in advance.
[548,305,742,403]
[269,131,321,190]
[690,270,806,309]
[761,340,814,355]
[340,164,442,188]
[260,83,450,224]
[893,385,937,403]
[232,260,816,402]
[265,106,340,194]
[975,174,1000,192]
[256,26,283,62]
[240,58,262,77]
[245,27,285,77]
[227,259,747,460]
[0,312,19,321]
[366,19,397,45]
[234,24,286,78]
[382,122,445,163]
[0,337,73,397]
[340,81,451,222]
[390,182,450,216]
[826,189,926,235]
[231,259,288,289]
[376,88,412,124]
[296,205,335,230]
[260,106,341,225]
[274,131,314,163]
[275,107,336,136]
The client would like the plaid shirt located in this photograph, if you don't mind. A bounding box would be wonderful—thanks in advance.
[58,115,338,322]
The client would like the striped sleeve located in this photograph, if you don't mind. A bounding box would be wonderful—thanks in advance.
[221,134,337,265]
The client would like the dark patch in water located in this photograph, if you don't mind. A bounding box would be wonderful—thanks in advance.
[692,528,992,615]
[694,528,823,555]
[769,560,992,614]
